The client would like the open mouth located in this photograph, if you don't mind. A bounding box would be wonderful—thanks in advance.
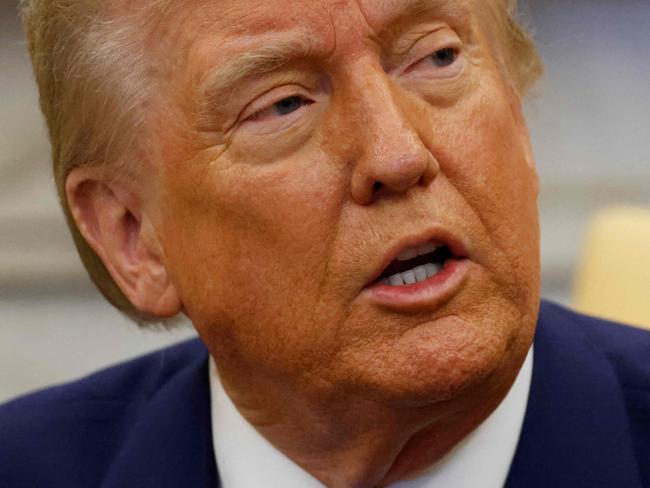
[376,242,456,287]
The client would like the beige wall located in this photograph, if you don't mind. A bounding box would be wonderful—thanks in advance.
[1,0,649,403]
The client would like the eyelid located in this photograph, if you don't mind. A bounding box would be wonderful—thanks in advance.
[238,85,305,121]
[404,48,465,81]
[395,28,463,74]
[239,82,323,132]
[394,25,447,57]
[247,96,311,126]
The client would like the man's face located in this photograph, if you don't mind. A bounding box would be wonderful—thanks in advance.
[150,0,540,405]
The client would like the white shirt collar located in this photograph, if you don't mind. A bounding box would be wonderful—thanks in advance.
[210,347,533,488]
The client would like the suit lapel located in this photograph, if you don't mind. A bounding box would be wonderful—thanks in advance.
[505,302,642,488]
[100,341,219,488]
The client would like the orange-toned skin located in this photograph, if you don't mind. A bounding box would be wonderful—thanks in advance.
[67,1,541,486]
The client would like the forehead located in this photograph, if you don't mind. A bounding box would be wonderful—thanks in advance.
[185,0,470,29]
[171,0,474,93]
[178,0,472,50]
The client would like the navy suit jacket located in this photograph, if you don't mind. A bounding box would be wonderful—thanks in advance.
[1,301,649,487]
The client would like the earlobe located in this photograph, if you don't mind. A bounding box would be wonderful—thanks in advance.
[65,167,182,318]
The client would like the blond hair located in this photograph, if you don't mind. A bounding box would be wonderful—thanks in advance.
[21,0,543,325]
[478,0,544,96]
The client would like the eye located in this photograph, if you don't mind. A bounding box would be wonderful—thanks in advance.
[246,95,312,123]
[273,96,303,116]
[404,44,464,78]
[430,47,457,68]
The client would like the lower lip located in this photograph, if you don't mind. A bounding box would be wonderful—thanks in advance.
[362,259,470,311]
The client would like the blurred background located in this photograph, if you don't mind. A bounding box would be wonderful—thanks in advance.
[1,0,649,403]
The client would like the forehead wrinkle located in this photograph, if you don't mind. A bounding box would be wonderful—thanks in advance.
[198,0,471,92]
[366,0,471,25]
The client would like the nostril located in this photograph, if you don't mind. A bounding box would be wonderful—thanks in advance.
[373,181,383,193]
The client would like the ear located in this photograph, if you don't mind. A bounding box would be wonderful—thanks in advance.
[65,167,182,318]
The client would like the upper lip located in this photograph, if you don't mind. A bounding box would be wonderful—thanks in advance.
[366,226,469,286]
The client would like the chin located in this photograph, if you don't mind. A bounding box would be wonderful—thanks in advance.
[348,299,537,409]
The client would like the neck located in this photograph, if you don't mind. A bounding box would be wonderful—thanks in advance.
[214,357,523,488]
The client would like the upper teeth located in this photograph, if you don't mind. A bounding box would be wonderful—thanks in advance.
[380,241,444,287]
[384,263,441,286]
[396,242,439,261]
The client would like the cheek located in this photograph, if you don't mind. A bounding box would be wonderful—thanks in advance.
[429,81,540,299]
[157,149,350,370]
[476,98,540,272]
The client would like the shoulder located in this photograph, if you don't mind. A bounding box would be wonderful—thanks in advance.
[0,337,207,487]
[538,300,650,393]
[0,337,207,411]
[506,302,650,487]
[537,301,650,478]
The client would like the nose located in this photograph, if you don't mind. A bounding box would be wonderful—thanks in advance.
[348,70,439,205]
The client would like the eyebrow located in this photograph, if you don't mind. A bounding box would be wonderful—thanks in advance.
[377,0,471,30]
[196,0,470,112]
[197,30,315,113]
